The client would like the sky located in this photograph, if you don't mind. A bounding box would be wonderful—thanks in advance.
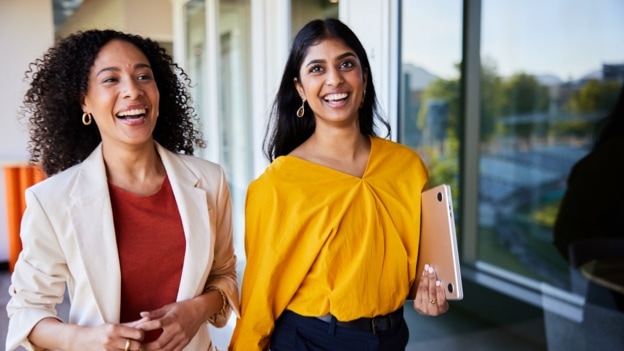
[402,0,624,81]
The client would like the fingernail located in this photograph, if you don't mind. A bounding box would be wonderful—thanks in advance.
[425,264,430,270]
[428,266,434,274]
[436,280,441,286]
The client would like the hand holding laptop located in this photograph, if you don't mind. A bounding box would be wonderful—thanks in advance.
[414,184,464,300]
[413,263,450,315]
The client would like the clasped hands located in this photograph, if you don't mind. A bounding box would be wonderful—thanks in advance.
[75,300,205,351]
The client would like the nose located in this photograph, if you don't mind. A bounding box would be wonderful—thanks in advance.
[325,67,344,87]
[122,77,144,99]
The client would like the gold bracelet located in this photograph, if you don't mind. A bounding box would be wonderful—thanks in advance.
[205,285,227,322]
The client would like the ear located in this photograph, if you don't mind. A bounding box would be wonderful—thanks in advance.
[80,93,88,113]
[294,77,306,101]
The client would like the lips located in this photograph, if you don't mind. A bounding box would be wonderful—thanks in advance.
[323,93,348,102]
[116,108,147,119]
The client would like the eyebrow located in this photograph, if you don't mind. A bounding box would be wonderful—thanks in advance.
[96,63,152,77]
[304,52,357,68]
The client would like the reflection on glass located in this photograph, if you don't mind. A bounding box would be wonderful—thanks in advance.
[480,0,624,289]
[399,1,463,211]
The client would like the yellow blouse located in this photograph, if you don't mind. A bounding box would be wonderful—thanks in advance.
[229,137,428,351]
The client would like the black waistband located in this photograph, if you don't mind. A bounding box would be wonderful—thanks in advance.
[317,307,404,335]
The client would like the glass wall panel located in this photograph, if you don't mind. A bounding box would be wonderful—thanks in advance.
[399,2,471,346]
[218,0,252,256]
[399,1,463,212]
[184,0,252,260]
[479,0,624,289]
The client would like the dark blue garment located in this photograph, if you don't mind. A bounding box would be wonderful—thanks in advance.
[270,309,409,351]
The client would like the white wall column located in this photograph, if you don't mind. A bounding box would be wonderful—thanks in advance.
[339,0,399,140]
[0,0,54,262]
[250,0,291,177]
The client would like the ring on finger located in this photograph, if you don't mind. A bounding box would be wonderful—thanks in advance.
[124,338,131,351]
[430,299,436,304]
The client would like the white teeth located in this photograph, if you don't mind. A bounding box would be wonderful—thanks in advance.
[117,108,146,117]
[324,93,348,101]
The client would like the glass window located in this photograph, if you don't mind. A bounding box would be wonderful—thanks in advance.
[184,0,252,265]
[479,0,624,289]
[399,1,463,214]
[218,0,252,253]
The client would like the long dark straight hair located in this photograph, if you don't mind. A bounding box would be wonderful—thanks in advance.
[264,18,390,161]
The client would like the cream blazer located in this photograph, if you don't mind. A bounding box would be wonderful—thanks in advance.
[6,142,240,351]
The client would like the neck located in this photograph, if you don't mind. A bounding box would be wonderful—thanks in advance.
[102,141,165,194]
[307,126,369,161]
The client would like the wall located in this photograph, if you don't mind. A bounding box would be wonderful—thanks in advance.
[56,0,172,42]
[0,0,54,261]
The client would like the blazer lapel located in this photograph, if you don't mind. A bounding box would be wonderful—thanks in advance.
[69,144,122,323]
[157,144,213,300]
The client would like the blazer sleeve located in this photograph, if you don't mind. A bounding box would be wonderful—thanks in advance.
[6,189,67,351]
[203,166,240,327]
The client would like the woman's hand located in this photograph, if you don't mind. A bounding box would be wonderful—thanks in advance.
[29,317,147,351]
[413,264,449,316]
[73,322,146,351]
[135,299,205,351]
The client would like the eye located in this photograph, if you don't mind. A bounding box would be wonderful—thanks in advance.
[137,73,153,81]
[102,77,118,84]
[309,65,324,74]
[340,60,355,69]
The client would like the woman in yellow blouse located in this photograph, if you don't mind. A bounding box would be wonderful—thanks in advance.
[229,18,449,351]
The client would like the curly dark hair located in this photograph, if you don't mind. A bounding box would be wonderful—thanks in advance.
[22,29,205,176]
[264,18,390,161]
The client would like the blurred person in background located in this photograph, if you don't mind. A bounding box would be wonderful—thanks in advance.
[553,85,624,261]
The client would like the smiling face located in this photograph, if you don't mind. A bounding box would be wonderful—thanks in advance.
[294,38,367,129]
[81,39,160,149]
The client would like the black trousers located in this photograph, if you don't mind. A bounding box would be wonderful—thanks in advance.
[270,309,409,351]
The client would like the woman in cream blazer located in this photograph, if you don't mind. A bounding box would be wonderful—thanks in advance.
[7,30,239,351]
[7,143,239,350]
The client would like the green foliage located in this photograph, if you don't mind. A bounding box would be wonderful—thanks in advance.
[480,58,506,142]
[551,119,596,138]
[500,73,550,141]
[502,73,549,115]
[418,78,460,135]
[566,79,622,113]
[420,142,459,191]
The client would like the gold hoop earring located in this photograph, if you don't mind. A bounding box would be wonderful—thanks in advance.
[296,99,305,118]
[82,112,93,126]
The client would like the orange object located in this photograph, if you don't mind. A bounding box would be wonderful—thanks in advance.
[4,164,46,272]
